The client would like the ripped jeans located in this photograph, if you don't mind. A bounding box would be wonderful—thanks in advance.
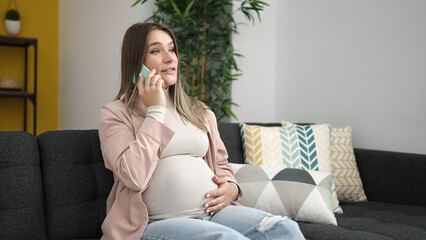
[141,205,305,240]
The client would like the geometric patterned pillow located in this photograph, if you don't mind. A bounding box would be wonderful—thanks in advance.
[239,123,332,169]
[330,126,367,202]
[239,123,343,213]
[281,120,367,202]
[231,163,337,225]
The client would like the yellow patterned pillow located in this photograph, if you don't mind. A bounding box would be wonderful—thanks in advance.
[239,123,343,213]
[282,120,367,202]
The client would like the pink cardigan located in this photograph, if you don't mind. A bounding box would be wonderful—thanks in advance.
[98,97,242,240]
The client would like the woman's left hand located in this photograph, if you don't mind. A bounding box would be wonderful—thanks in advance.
[204,176,238,215]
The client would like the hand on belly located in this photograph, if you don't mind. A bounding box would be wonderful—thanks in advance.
[203,176,238,215]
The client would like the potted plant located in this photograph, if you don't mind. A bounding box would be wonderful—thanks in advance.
[5,9,21,35]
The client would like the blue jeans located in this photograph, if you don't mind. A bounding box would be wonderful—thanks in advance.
[141,205,305,240]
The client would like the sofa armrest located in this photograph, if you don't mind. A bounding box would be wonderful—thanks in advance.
[354,148,426,207]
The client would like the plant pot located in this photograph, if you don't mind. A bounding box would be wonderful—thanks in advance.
[5,19,20,35]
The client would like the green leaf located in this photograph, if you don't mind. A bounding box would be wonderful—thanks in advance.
[183,0,195,17]
[169,0,182,17]
[131,0,149,7]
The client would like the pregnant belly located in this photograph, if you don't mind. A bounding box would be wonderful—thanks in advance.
[143,155,217,219]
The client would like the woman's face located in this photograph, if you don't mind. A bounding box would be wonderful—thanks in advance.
[144,29,178,88]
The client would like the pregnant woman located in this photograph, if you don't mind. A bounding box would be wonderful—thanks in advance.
[98,22,304,240]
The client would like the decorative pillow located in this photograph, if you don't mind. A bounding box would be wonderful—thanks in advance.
[239,123,343,213]
[281,120,367,202]
[231,163,337,225]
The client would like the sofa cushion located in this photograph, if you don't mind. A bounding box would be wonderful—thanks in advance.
[299,202,426,240]
[239,123,342,214]
[0,131,46,240]
[217,122,281,164]
[329,126,367,202]
[282,120,367,202]
[231,163,337,225]
[38,130,113,240]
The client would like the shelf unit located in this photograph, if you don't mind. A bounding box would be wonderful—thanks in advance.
[0,35,37,135]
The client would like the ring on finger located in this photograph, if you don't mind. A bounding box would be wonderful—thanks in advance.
[150,82,157,86]
[221,202,224,208]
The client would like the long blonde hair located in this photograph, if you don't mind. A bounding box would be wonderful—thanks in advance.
[116,22,208,132]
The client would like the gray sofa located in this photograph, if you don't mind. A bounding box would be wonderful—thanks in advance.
[1,123,425,240]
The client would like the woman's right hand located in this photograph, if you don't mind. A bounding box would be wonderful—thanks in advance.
[138,69,166,108]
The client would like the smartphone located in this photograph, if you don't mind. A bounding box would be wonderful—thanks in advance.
[132,64,151,86]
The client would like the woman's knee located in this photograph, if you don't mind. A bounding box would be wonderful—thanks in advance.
[255,215,305,240]
[210,206,304,239]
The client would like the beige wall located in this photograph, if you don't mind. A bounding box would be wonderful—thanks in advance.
[58,0,152,129]
[233,0,426,154]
